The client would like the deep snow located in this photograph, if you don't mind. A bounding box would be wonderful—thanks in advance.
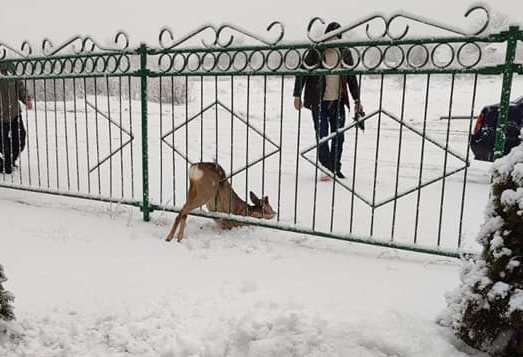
[0,189,487,357]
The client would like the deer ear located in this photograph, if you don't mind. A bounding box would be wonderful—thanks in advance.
[250,191,260,205]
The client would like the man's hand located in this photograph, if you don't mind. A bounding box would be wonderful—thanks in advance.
[26,97,33,110]
[293,97,303,111]
[355,101,364,116]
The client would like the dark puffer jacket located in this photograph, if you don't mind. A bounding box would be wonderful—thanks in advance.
[0,65,28,123]
[293,48,360,110]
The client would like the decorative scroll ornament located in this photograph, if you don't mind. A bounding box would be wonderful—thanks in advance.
[41,31,130,56]
[0,40,32,60]
[158,22,285,50]
[307,6,490,43]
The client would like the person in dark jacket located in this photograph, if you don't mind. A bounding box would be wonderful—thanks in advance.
[0,62,32,174]
[293,22,364,179]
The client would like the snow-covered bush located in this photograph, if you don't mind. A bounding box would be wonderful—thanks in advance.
[0,264,16,345]
[0,265,14,322]
[440,135,523,356]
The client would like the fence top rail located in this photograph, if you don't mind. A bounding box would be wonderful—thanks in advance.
[0,6,521,78]
[0,5,519,56]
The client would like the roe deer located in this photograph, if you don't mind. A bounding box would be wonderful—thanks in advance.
[165,162,276,242]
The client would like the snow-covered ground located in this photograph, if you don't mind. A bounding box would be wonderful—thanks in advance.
[2,73,523,356]
[0,189,487,357]
[4,74,523,254]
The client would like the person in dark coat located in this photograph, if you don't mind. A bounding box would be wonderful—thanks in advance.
[0,62,32,174]
[293,22,364,179]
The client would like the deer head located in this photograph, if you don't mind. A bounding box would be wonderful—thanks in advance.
[249,191,276,219]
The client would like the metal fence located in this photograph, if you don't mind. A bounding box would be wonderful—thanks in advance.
[1,6,522,257]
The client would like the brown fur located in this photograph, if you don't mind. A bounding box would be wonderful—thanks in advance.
[165,162,275,242]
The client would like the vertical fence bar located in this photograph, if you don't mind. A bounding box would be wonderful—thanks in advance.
[139,44,151,221]
[159,77,164,204]
[370,74,384,237]
[494,26,519,159]
[170,76,176,206]
[437,74,456,247]
[391,74,407,241]
[413,74,431,244]
[458,74,479,248]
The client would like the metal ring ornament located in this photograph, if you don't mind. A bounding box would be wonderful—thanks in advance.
[158,53,174,73]
[283,49,302,71]
[94,56,108,73]
[247,50,266,72]
[171,53,187,73]
[361,45,383,70]
[321,47,341,70]
[340,47,361,70]
[105,55,119,73]
[32,60,42,76]
[202,52,218,72]
[217,51,233,72]
[83,56,97,74]
[266,49,284,72]
[72,57,84,74]
[13,61,25,76]
[430,43,455,69]
[187,52,202,72]
[62,58,75,75]
[231,51,248,72]
[406,44,430,69]
[301,48,322,71]
[456,41,481,69]
[383,45,405,69]
[117,54,131,73]
[41,59,54,75]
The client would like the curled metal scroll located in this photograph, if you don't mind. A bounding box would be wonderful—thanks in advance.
[0,41,32,60]
[307,5,490,43]
[158,22,284,50]
[41,31,130,56]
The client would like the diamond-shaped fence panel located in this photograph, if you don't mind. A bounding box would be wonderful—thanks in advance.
[301,109,469,208]
[160,100,280,181]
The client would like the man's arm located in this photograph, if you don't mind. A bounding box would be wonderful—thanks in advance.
[342,49,360,101]
[293,50,320,110]
[16,80,27,104]
[16,80,32,109]
[293,75,305,99]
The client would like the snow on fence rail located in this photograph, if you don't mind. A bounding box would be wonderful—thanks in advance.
[1,6,523,257]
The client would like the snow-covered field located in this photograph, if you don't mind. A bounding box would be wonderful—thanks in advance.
[0,189,487,357]
[2,73,523,356]
[4,74,523,253]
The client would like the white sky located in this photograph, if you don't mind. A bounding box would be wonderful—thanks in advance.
[1,0,522,48]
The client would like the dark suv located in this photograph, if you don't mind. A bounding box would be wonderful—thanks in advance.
[470,96,523,162]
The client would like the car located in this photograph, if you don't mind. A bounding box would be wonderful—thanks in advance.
[470,96,523,162]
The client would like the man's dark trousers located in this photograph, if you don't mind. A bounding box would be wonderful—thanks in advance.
[311,101,346,173]
[0,116,26,171]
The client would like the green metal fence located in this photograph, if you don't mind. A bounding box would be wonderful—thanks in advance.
[1,6,522,257]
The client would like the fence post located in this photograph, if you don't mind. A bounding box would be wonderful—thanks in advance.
[139,43,151,221]
[494,26,519,159]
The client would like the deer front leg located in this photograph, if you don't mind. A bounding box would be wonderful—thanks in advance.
[176,214,188,242]
[165,213,184,242]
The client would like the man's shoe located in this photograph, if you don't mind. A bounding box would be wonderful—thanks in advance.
[0,161,13,175]
[336,170,346,179]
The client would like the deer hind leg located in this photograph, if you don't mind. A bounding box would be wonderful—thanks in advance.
[165,180,211,242]
[165,212,184,242]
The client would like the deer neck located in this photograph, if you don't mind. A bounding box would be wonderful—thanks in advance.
[216,181,262,218]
